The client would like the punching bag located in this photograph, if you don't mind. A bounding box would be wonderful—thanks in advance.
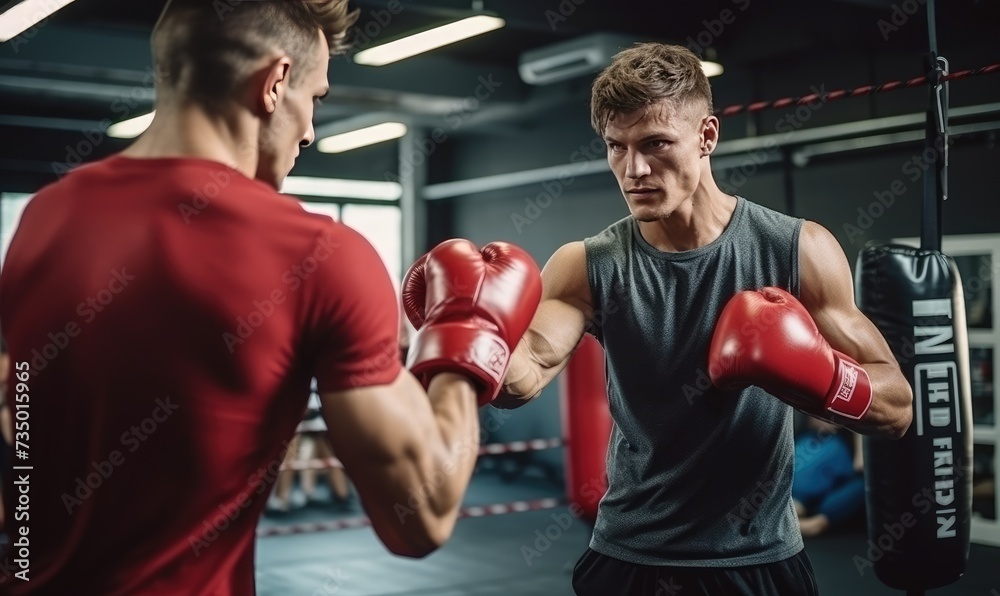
[560,334,613,523]
[856,245,973,591]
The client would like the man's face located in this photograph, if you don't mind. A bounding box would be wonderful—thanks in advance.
[604,99,711,222]
[256,32,330,189]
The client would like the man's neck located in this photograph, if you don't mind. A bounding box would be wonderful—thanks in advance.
[121,102,258,180]
[636,186,738,253]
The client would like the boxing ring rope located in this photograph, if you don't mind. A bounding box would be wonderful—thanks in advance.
[257,498,565,538]
[715,61,998,117]
[280,438,564,472]
[259,438,566,537]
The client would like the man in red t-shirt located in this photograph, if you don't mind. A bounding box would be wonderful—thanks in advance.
[0,1,541,594]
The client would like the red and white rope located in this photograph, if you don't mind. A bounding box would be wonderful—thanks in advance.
[256,497,565,537]
[281,438,563,472]
[716,62,1000,117]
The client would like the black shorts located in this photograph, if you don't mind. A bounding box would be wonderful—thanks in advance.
[572,547,819,596]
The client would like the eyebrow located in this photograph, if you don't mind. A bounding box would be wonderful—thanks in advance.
[603,133,669,144]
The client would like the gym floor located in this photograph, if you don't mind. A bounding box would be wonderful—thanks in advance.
[255,472,1000,596]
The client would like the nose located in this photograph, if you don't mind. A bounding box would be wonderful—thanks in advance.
[301,122,315,148]
[625,149,650,179]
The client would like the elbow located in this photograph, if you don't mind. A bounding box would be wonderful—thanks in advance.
[882,385,913,440]
[384,520,453,559]
[887,408,912,440]
[491,392,533,410]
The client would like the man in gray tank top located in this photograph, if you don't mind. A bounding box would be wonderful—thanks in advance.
[495,43,913,595]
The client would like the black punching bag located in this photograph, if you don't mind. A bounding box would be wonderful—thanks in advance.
[855,244,973,591]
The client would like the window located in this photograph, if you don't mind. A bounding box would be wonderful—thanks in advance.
[1,193,33,268]
[300,201,402,287]
[299,201,340,222]
[341,204,402,285]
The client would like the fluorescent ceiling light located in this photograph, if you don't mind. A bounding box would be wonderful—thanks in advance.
[107,111,155,139]
[0,0,76,42]
[317,122,407,154]
[282,177,402,201]
[354,15,505,66]
[701,61,724,78]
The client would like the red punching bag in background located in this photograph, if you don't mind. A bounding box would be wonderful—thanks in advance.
[560,334,613,523]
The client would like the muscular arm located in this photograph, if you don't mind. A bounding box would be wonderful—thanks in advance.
[320,371,479,558]
[798,221,913,438]
[493,242,592,409]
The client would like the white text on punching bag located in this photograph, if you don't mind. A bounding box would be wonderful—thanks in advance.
[912,298,958,539]
[932,437,957,538]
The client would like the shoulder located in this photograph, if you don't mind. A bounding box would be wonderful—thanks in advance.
[545,241,587,277]
[739,197,803,229]
[542,241,592,308]
[584,216,633,248]
[798,220,854,307]
[799,220,844,257]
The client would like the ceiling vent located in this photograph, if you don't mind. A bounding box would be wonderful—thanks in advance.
[518,33,638,86]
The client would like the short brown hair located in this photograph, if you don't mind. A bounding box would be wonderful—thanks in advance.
[152,0,358,109]
[590,43,713,135]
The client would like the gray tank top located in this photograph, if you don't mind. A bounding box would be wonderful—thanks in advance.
[584,196,805,567]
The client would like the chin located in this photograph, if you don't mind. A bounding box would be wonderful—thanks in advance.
[629,203,672,223]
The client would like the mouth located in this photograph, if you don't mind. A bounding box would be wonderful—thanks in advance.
[626,188,659,197]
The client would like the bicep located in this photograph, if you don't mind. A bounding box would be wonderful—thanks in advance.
[798,221,896,367]
[523,241,592,371]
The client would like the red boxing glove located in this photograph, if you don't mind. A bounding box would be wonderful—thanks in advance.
[708,287,872,420]
[402,239,542,406]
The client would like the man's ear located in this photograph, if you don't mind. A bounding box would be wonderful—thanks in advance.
[701,115,720,156]
[260,58,292,114]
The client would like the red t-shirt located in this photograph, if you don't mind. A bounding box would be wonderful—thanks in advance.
[0,155,402,594]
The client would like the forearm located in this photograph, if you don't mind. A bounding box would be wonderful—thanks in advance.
[495,345,542,406]
[832,363,912,439]
[339,372,478,557]
[382,373,478,555]
[420,373,481,520]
